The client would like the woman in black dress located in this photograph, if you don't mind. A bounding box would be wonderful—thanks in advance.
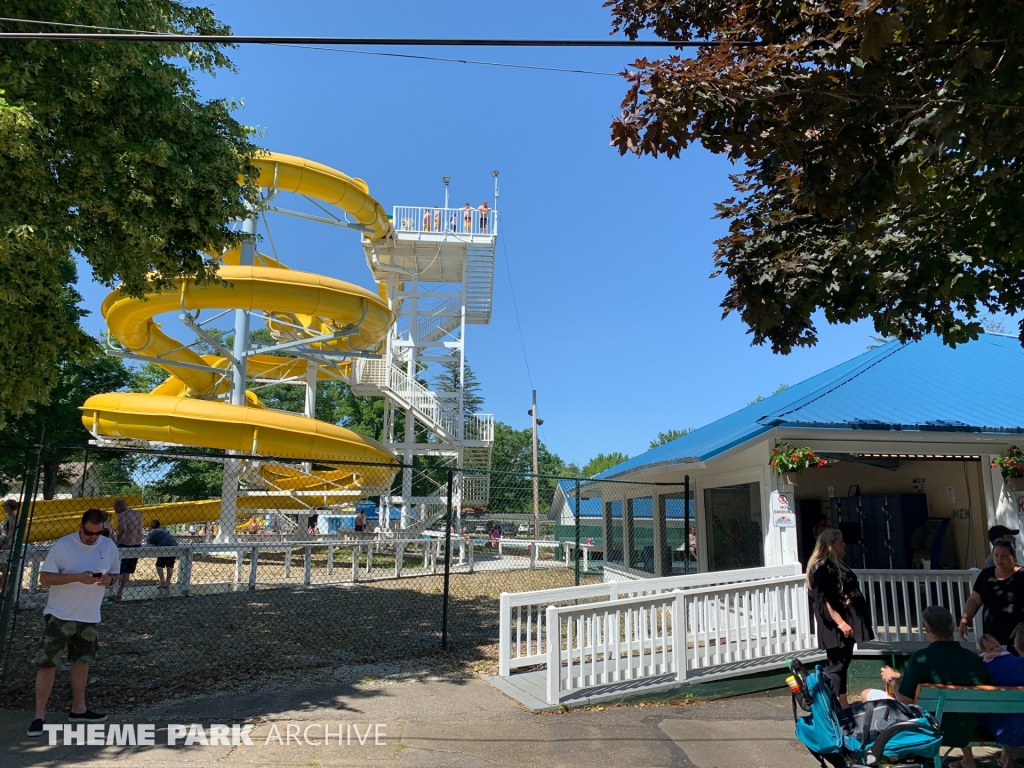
[807,528,874,706]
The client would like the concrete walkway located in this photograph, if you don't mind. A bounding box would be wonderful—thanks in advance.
[1,677,997,768]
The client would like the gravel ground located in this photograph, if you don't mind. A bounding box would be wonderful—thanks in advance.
[0,568,595,711]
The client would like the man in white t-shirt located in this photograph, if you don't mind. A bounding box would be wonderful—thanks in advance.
[27,509,119,737]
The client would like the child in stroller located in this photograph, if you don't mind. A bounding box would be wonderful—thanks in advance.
[789,658,944,768]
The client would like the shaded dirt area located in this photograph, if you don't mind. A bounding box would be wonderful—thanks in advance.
[0,568,596,710]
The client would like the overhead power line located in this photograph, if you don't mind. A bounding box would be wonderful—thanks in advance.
[0,31,760,47]
[0,17,624,74]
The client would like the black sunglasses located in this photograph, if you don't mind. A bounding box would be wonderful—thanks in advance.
[81,526,103,537]
[994,539,1016,548]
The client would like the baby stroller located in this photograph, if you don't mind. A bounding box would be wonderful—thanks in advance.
[789,658,944,768]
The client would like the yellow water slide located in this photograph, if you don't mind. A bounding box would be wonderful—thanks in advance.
[29,154,402,541]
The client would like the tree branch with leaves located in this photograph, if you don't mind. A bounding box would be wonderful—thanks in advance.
[608,0,1024,351]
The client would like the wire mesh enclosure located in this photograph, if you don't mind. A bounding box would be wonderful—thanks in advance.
[0,443,691,710]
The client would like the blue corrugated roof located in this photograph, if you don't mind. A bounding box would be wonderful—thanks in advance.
[598,334,1024,479]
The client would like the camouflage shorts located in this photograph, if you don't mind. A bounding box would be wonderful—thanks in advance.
[34,614,99,668]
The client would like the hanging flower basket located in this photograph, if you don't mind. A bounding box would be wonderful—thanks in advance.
[992,446,1024,486]
[771,443,826,481]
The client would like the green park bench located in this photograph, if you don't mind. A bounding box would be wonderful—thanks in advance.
[914,684,1024,768]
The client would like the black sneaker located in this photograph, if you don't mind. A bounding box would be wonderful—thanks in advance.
[26,718,45,737]
[69,709,107,722]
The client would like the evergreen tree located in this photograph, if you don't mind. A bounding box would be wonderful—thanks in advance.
[433,355,485,414]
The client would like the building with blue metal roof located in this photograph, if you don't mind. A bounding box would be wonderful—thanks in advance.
[586,334,1024,576]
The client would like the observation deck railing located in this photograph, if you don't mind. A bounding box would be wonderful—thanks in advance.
[393,206,497,237]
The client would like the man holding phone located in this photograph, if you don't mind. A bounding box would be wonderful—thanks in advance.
[27,508,119,737]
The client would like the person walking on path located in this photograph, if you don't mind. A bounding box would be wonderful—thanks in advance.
[1,498,19,590]
[147,520,178,590]
[28,508,119,737]
[112,498,142,603]
[985,524,1019,568]
[959,539,1024,654]
[806,528,874,707]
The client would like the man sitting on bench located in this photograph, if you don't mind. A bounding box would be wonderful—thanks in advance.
[862,606,990,768]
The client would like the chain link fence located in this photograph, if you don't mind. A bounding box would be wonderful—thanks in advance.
[0,443,693,711]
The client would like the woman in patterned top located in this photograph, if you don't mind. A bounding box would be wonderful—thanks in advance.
[807,528,875,706]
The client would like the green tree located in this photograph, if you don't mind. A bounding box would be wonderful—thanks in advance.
[129,362,171,394]
[608,0,1024,351]
[0,341,131,498]
[582,452,630,478]
[649,429,689,449]
[488,421,565,512]
[143,451,224,503]
[0,3,261,423]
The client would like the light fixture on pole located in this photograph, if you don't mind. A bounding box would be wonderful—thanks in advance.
[491,170,499,210]
[442,176,450,210]
[527,390,542,539]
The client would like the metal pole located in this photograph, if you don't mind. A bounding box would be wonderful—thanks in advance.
[441,470,454,650]
[574,477,581,586]
[684,475,691,574]
[531,390,539,539]
[79,447,89,498]
[218,212,257,543]
[0,429,44,668]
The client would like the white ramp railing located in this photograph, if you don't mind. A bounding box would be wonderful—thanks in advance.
[499,563,801,676]
[543,573,814,704]
[682,574,815,672]
[546,592,682,704]
[856,568,982,643]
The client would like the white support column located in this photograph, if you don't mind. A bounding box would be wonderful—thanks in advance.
[218,213,257,544]
[304,361,318,418]
[400,276,419,531]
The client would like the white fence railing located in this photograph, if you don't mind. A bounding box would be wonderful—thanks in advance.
[393,206,497,238]
[543,573,815,704]
[7,538,461,601]
[681,574,815,673]
[856,568,982,643]
[546,592,682,704]
[498,563,802,676]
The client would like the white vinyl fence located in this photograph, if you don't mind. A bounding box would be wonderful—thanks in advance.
[856,568,982,642]
[544,573,815,704]
[9,537,455,603]
[499,563,802,676]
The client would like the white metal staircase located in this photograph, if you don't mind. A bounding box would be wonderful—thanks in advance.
[355,204,499,526]
[465,246,494,324]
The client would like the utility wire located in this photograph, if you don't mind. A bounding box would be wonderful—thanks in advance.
[0,17,625,76]
[271,44,621,76]
[0,28,759,48]
[498,229,535,393]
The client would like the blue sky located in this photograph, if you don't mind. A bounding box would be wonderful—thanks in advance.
[75,1,890,465]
